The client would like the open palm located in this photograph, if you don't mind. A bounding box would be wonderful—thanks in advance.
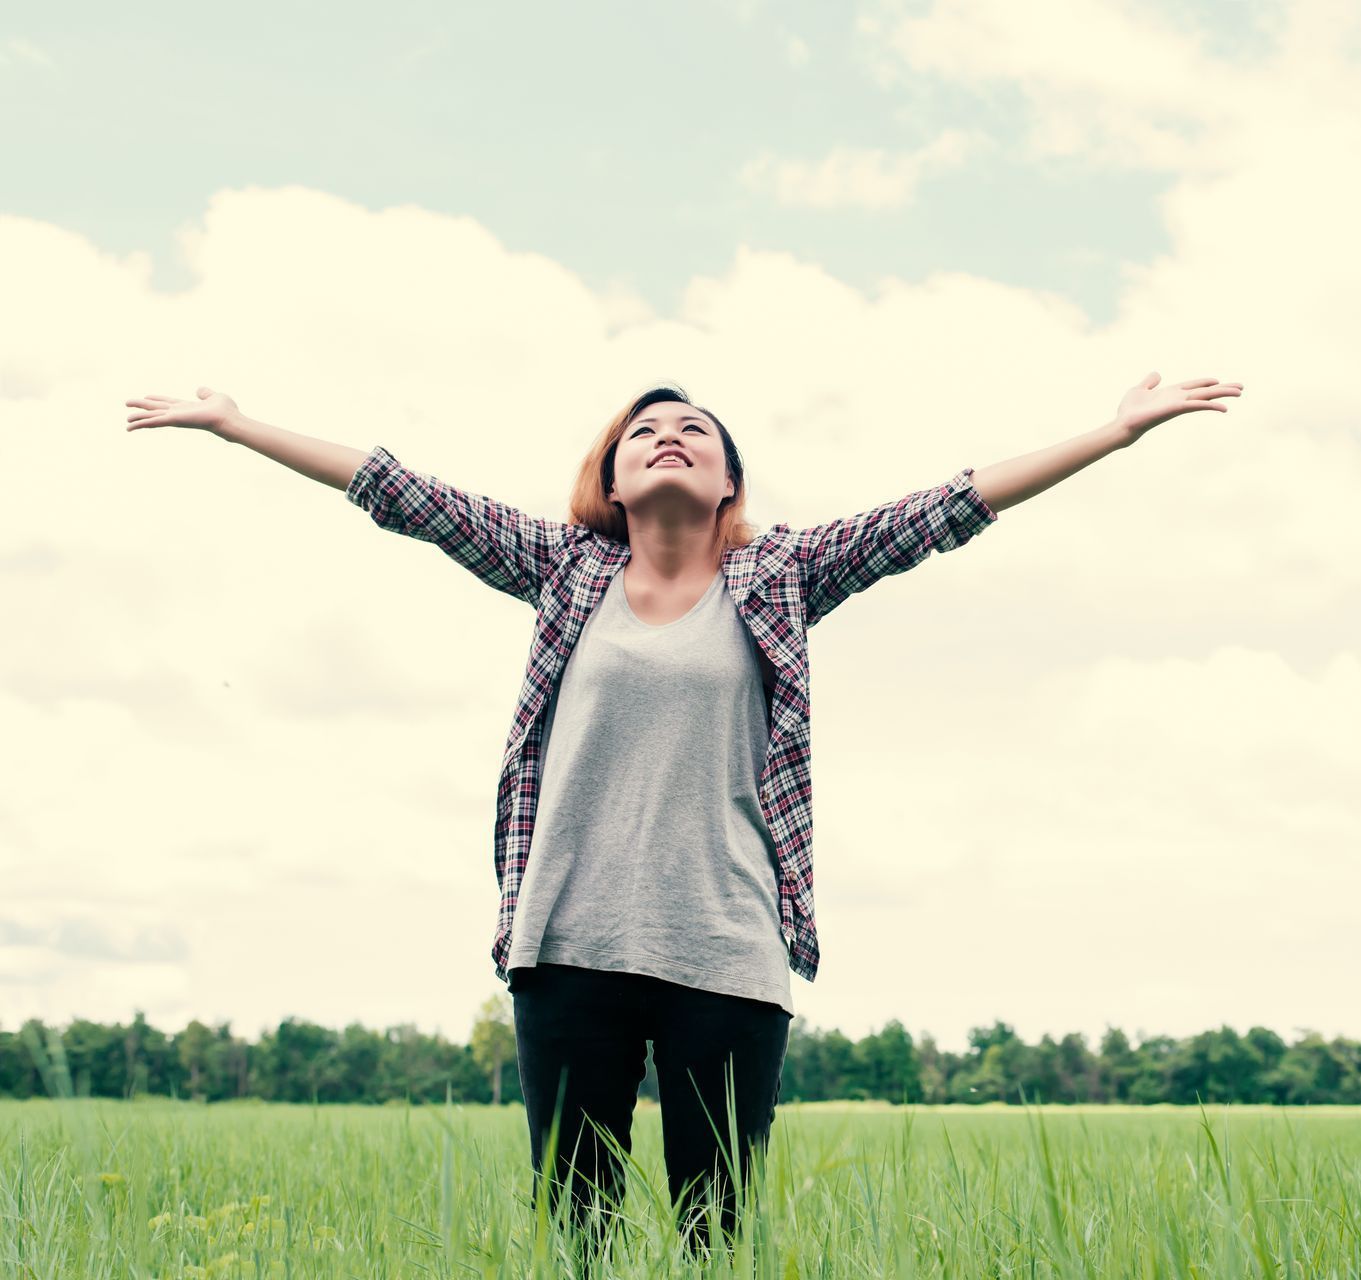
[1116,372,1243,443]
[125,385,238,434]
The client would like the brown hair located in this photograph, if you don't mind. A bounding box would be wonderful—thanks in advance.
[567,383,760,551]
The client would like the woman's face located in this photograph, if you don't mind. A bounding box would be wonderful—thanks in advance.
[607,401,734,520]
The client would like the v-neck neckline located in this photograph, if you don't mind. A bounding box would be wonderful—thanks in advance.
[615,566,724,630]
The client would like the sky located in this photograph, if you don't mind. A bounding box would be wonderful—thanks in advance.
[2,0,1358,1055]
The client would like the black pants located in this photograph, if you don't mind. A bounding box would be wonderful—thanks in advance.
[510,962,792,1258]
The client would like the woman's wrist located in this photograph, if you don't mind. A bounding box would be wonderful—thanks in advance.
[217,409,249,444]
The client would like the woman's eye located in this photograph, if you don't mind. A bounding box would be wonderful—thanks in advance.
[634,425,703,436]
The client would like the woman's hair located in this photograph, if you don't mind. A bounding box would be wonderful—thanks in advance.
[567,383,760,550]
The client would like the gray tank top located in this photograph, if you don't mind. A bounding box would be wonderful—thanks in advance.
[505,562,793,1013]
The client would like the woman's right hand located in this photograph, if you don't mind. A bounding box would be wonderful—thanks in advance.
[124,386,239,436]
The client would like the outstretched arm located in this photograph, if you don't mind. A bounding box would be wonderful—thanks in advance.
[123,387,569,606]
[970,372,1244,513]
[344,446,570,607]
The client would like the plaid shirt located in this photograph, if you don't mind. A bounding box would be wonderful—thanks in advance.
[346,445,998,985]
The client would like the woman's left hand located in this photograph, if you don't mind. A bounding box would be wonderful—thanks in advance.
[1114,371,1244,445]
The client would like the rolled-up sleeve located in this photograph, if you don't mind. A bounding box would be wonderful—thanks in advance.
[345,445,571,606]
[795,467,997,628]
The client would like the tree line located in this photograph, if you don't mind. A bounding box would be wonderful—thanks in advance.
[3,1007,1358,1106]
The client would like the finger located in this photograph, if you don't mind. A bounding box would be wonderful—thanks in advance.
[1176,378,1217,388]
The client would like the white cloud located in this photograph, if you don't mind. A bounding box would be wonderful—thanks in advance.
[0,37,56,69]
[739,130,987,208]
[856,0,1358,173]
[3,0,1359,1046]
[799,642,1361,1045]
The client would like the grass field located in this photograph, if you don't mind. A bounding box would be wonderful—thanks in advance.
[2,1097,1359,1278]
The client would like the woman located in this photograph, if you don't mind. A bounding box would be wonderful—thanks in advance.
[123,371,1243,1262]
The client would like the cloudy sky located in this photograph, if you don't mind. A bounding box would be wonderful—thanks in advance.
[2,0,1357,1055]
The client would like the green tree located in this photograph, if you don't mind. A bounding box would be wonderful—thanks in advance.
[914,1033,950,1105]
[175,1020,216,1100]
[1268,1031,1361,1105]
[0,1028,26,1097]
[8,1020,54,1097]
[780,1016,819,1101]
[1167,1025,1266,1104]
[330,1023,385,1102]
[120,1010,173,1097]
[853,1020,922,1103]
[1128,1034,1177,1104]
[1023,1034,1062,1104]
[818,1030,858,1100]
[206,1022,251,1100]
[1242,1026,1288,1102]
[62,1018,122,1097]
[956,1021,1026,1102]
[1056,1032,1097,1101]
[9,1010,1359,1106]
[469,996,517,1105]
[1098,1026,1139,1102]
[253,1019,339,1102]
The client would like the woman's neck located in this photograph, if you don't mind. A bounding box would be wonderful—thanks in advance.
[624,518,722,581]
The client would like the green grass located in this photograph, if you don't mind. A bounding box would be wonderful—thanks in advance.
[2,1096,1359,1278]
